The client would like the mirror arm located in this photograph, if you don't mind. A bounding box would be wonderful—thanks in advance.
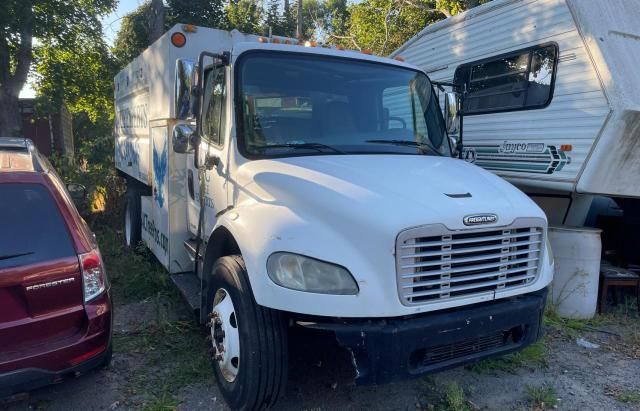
[457,89,466,160]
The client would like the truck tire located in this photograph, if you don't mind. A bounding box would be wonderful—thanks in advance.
[206,255,288,410]
[123,186,142,249]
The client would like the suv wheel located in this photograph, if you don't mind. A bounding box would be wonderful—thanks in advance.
[206,255,288,410]
[123,186,142,249]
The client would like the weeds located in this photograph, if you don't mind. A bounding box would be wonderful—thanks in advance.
[419,378,473,411]
[467,341,547,374]
[97,226,174,303]
[526,384,557,410]
[614,389,640,404]
[543,304,611,340]
[141,394,179,411]
[114,319,212,408]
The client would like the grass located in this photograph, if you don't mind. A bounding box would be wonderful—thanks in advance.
[526,384,558,410]
[419,378,473,411]
[613,389,640,404]
[467,341,547,374]
[96,226,174,304]
[113,319,212,407]
[141,394,179,411]
[92,225,212,408]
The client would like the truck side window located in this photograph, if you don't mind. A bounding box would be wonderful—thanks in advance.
[202,66,226,146]
[454,43,558,115]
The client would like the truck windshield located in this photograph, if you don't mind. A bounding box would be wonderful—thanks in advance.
[236,52,450,158]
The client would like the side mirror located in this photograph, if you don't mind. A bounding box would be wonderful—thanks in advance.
[67,183,87,202]
[172,124,198,153]
[444,92,461,135]
[174,59,197,120]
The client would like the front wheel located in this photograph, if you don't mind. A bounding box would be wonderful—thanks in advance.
[206,256,288,410]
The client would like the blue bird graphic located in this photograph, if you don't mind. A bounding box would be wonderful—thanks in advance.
[153,139,168,208]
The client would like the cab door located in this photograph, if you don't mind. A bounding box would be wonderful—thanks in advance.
[186,63,229,240]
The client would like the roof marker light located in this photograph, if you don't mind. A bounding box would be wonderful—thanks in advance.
[394,55,405,62]
[361,49,373,55]
[336,45,345,50]
[304,41,317,47]
[258,37,268,43]
[272,38,281,44]
[182,24,197,33]
[560,144,573,152]
[171,32,187,48]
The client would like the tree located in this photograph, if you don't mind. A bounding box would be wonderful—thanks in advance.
[167,0,226,29]
[226,0,263,34]
[0,0,116,136]
[149,0,166,43]
[264,0,283,35]
[329,0,486,55]
[112,2,154,67]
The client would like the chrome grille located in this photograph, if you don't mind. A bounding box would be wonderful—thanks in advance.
[396,219,544,306]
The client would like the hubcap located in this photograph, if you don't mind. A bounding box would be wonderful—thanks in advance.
[210,288,240,382]
[124,203,132,246]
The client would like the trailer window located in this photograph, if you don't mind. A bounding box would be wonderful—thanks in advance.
[454,44,558,115]
[202,66,227,146]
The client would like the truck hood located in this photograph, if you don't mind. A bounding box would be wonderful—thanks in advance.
[238,154,545,236]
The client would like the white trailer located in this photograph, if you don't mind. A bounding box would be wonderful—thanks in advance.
[115,24,554,410]
[393,0,640,233]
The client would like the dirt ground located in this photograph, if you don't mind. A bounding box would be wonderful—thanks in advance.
[3,295,640,411]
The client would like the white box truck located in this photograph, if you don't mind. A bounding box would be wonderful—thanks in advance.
[393,0,640,237]
[115,24,554,409]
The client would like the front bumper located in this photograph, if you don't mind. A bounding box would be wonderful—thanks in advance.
[304,288,547,384]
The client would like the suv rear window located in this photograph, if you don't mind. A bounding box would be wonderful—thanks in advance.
[0,183,76,269]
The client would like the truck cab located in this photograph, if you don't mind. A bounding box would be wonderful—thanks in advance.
[114,25,554,410]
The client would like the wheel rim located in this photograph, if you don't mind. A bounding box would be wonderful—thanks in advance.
[124,202,132,246]
[210,288,240,383]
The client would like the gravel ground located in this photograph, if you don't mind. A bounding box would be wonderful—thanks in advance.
[3,297,640,411]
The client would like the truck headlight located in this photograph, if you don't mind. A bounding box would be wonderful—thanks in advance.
[267,253,359,295]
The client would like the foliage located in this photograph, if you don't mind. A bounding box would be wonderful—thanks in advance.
[112,2,156,67]
[612,389,640,404]
[226,0,264,34]
[467,341,547,374]
[328,0,489,55]
[34,38,117,127]
[168,0,226,27]
[0,0,116,136]
[420,378,472,411]
[526,384,558,410]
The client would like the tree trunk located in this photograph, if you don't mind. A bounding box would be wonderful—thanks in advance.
[0,1,33,136]
[149,0,165,44]
[0,91,22,137]
[296,0,303,39]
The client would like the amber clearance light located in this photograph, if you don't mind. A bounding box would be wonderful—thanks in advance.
[171,32,187,48]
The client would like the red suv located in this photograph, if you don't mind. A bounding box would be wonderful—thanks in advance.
[0,138,112,397]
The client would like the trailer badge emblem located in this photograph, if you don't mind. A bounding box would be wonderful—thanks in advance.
[463,214,498,226]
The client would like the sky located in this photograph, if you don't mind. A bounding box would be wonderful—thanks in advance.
[20,0,141,98]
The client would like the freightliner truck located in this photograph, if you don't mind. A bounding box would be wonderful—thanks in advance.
[114,24,554,410]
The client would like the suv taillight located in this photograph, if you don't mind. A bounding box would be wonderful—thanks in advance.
[79,249,107,303]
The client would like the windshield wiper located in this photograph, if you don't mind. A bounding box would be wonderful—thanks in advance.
[365,139,442,156]
[258,143,344,154]
[0,251,34,261]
